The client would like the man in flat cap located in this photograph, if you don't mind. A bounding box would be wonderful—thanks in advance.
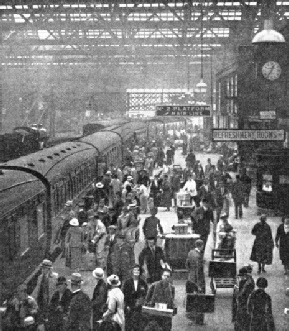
[66,273,91,331]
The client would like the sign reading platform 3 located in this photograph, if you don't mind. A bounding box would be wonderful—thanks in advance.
[156,105,211,116]
[212,130,285,141]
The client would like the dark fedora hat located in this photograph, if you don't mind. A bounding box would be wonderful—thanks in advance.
[56,276,67,286]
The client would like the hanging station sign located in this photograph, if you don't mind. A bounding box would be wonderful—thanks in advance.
[156,105,211,117]
[212,129,285,141]
[259,111,276,120]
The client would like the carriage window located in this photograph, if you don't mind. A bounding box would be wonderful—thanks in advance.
[37,203,45,238]
[262,174,273,192]
[280,175,289,185]
[18,215,29,255]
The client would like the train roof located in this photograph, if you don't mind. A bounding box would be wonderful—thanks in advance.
[0,141,97,218]
[0,175,44,218]
[101,121,147,141]
[80,130,122,151]
[146,116,187,123]
[1,141,95,178]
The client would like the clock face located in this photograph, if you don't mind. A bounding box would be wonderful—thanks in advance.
[262,61,281,81]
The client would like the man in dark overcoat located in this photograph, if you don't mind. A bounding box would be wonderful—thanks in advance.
[239,168,252,208]
[142,207,163,241]
[46,276,72,331]
[231,175,244,219]
[66,273,91,331]
[275,217,289,275]
[213,181,229,223]
[104,225,118,277]
[91,268,108,331]
[122,264,148,331]
[150,175,162,207]
[144,268,175,331]
[191,199,214,250]
[139,238,166,284]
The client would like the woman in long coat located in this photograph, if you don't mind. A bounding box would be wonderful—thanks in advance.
[65,218,84,271]
[275,217,289,275]
[250,215,274,274]
[161,174,172,211]
[247,277,275,331]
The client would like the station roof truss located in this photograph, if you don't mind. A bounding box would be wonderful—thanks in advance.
[0,1,288,67]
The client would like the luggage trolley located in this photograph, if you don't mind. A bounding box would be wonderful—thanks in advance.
[208,249,237,294]
[176,189,194,221]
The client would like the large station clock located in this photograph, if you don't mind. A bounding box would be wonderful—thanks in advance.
[261,61,282,81]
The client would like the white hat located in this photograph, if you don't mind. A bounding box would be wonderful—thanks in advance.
[95,182,104,188]
[127,176,133,180]
[107,274,121,287]
[92,268,104,279]
[24,316,35,326]
[69,218,79,226]
[69,273,83,284]
[65,200,73,207]
[106,171,112,175]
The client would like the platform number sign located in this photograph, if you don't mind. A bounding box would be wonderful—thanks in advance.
[156,105,211,117]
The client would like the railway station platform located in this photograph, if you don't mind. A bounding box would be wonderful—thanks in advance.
[52,149,289,330]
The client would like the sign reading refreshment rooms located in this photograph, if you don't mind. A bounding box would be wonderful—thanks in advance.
[156,105,211,117]
[212,130,285,141]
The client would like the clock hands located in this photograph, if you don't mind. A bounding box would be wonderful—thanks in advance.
[267,64,275,78]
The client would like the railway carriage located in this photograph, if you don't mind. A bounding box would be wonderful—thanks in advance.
[0,118,180,304]
[0,133,122,303]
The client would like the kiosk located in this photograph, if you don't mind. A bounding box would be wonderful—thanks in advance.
[256,148,289,216]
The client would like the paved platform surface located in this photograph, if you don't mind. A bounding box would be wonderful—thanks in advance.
[53,149,289,330]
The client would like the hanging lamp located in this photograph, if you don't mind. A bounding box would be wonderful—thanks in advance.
[252,19,285,44]
[196,5,207,94]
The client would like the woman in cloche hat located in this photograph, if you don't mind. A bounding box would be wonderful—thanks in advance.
[103,275,125,331]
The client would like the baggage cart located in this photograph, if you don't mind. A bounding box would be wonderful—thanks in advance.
[208,249,237,294]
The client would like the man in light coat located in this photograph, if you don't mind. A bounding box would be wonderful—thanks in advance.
[185,239,205,325]
[186,239,205,293]
[32,259,58,329]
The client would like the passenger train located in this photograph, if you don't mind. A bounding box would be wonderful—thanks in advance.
[0,117,186,303]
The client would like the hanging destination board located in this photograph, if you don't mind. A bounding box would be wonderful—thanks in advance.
[212,129,285,141]
[156,105,211,116]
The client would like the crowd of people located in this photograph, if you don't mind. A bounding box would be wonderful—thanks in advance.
[3,133,289,331]
[3,260,176,331]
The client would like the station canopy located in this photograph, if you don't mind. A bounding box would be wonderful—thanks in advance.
[0,1,288,67]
